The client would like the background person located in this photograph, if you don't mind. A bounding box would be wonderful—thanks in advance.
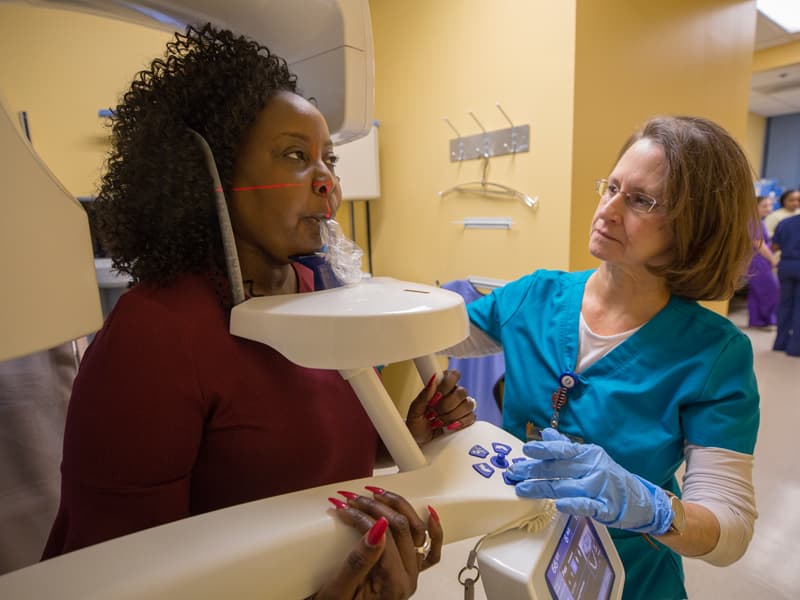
[746,195,779,328]
[772,212,800,357]
[449,116,759,600]
[42,25,475,599]
[764,188,800,239]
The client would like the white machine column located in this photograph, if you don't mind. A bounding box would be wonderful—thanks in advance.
[339,366,427,471]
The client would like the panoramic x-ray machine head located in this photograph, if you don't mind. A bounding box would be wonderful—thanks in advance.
[0,1,623,598]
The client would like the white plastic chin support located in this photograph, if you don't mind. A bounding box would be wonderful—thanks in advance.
[230,276,469,471]
[0,278,623,599]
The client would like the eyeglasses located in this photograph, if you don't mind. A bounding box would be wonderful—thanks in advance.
[595,179,663,214]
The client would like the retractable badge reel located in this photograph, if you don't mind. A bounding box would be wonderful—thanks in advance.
[550,371,577,429]
[528,370,584,443]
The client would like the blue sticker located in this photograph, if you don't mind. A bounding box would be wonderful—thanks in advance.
[472,463,495,478]
[491,442,512,455]
[469,445,490,459]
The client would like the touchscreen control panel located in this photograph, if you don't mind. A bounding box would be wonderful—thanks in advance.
[545,516,616,600]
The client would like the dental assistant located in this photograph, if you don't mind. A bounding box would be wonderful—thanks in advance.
[451,116,760,600]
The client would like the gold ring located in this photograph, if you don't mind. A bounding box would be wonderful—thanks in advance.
[415,529,432,560]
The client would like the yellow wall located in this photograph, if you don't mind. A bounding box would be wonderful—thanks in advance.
[746,111,767,177]
[369,0,577,285]
[0,5,170,196]
[752,40,800,72]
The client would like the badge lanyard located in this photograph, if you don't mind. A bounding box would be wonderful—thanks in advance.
[549,371,577,429]
[526,370,583,443]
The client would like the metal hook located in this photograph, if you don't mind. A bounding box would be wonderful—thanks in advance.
[469,112,491,158]
[480,154,490,185]
[443,117,462,138]
[496,103,514,127]
[496,103,518,153]
[468,111,486,133]
[445,117,466,161]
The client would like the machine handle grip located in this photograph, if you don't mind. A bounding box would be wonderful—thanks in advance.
[413,354,442,389]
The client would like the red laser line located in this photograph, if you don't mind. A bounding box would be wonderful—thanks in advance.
[215,183,304,192]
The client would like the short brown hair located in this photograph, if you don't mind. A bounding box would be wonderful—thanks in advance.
[619,116,758,301]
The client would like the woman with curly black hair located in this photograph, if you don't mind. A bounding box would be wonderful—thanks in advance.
[42,25,475,598]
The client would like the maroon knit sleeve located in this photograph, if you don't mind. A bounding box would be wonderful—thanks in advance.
[42,290,205,558]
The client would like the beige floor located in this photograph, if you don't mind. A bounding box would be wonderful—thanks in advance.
[415,302,800,599]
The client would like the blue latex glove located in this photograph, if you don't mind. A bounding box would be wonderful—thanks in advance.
[507,428,674,534]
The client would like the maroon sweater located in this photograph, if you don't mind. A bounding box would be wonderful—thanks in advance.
[43,266,377,558]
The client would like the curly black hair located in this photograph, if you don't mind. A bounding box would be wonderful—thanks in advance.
[778,188,800,208]
[92,24,298,286]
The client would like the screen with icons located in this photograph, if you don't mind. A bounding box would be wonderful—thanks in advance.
[545,516,615,600]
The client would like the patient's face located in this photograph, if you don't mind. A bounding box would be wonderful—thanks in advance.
[229,91,341,266]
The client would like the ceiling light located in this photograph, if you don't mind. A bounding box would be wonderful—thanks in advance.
[758,0,800,33]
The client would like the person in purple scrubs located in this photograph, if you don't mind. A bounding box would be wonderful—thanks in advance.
[746,196,779,328]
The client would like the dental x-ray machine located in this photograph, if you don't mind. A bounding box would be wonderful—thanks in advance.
[0,1,623,598]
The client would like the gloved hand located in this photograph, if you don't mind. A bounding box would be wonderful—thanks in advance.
[506,428,674,534]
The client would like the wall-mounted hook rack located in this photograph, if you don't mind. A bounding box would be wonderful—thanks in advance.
[446,104,529,162]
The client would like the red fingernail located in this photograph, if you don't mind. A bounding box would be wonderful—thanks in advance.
[367,517,388,546]
[446,421,463,431]
[429,392,443,407]
[337,490,359,500]
[327,497,347,509]
[365,485,385,495]
[431,418,445,429]
[426,373,436,389]
[427,505,440,524]
[425,408,437,421]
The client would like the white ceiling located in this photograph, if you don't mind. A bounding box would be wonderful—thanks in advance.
[750,10,800,117]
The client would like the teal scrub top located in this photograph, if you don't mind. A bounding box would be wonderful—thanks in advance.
[467,269,760,600]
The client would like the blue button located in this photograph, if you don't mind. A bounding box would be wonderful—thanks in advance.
[472,463,494,478]
[469,445,490,459]
[491,442,512,455]
[502,471,518,486]
[491,454,509,469]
